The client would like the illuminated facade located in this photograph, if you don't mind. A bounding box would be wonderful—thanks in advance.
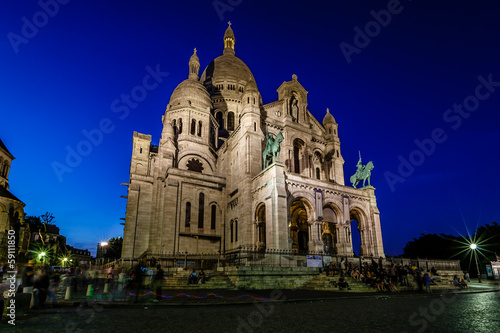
[122,24,385,262]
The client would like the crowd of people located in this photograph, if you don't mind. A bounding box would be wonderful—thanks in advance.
[324,259,456,293]
[0,260,130,309]
[0,257,475,308]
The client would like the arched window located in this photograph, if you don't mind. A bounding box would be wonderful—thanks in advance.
[227,112,234,131]
[216,112,224,129]
[210,123,215,146]
[316,167,320,180]
[185,202,191,227]
[198,121,202,137]
[178,118,183,134]
[230,220,234,242]
[234,220,238,242]
[191,119,196,135]
[293,139,304,174]
[294,146,300,174]
[211,205,216,230]
[198,193,204,228]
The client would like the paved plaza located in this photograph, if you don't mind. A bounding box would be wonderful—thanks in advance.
[3,283,500,333]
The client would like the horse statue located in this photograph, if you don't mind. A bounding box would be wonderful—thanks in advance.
[263,131,284,169]
[350,160,374,188]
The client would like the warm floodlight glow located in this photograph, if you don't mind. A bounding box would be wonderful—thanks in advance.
[470,244,477,250]
[100,242,108,246]
[40,252,46,257]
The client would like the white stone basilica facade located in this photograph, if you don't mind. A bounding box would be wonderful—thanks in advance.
[121,24,385,262]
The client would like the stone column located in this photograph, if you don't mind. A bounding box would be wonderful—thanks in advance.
[308,221,324,252]
[364,186,385,258]
[261,163,289,250]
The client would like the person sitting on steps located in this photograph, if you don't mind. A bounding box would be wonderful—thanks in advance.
[338,277,351,290]
[188,269,198,284]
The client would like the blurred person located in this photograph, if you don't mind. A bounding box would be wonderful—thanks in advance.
[153,265,164,302]
[32,268,50,308]
[21,260,36,293]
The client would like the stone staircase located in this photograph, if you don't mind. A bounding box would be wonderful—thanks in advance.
[161,270,237,290]
[299,273,376,292]
[397,270,467,291]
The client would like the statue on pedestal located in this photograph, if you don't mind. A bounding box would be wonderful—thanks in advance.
[263,128,284,169]
[350,152,374,188]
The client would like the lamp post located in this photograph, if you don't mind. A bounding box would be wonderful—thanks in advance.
[38,251,46,264]
[470,244,482,283]
[100,242,109,266]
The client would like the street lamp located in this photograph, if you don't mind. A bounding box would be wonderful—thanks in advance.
[38,251,46,264]
[470,243,482,283]
[100,242,109,265]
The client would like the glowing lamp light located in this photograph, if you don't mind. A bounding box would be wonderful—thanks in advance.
[470,244,477,250]
[100,242,109,246]
[39,252,46,257]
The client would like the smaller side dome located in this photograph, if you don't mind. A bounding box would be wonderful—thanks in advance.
[322,108,336,125]
[169,79,212,110]
[169,50,211,109]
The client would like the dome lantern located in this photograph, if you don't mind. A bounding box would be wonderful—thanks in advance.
[223,21,235,55]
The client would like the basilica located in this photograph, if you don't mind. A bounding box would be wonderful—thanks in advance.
[121,24,385,263]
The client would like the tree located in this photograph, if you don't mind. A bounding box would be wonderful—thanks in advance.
[25,215,43,233]
[103,237,123,260]
[474,222,500,260]
[403,233,463,260]
[40,212,55,232]
[26,212,62,265]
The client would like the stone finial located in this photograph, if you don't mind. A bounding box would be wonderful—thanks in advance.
[292,74,297,81]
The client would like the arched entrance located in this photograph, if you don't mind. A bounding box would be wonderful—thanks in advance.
[255,204,266,251]
[289,199,309,253]
[322,205,337,254]
[350,209,366,257]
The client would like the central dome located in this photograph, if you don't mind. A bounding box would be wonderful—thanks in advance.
[200,53,255,85]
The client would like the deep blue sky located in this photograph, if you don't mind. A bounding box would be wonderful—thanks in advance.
[2,1,499,257]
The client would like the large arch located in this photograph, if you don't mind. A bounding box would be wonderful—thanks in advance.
[322,202,341,254]
[349,207,370,257]
[289,197,314,253]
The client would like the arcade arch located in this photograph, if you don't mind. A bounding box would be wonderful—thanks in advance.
[350,208,369,257]
[289,198,313,253]
[321,204,340,254]
[255,203,266,251]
